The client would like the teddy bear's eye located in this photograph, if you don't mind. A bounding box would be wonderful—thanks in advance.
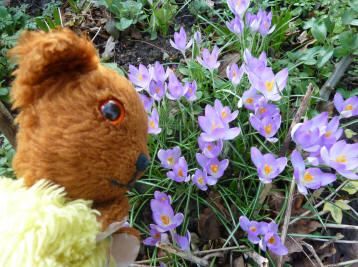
[100,99,125,124]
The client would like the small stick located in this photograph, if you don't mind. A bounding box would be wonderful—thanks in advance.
[91,26,102,42]
[156,242,209,266]
[318,223,358,231]
[301,241,324,267]
[279,83,314,157]
[194,245,246,255]
[306,238,358,244]
[318,233,344,251]
[244,250,269,267]
[324,258,358,267]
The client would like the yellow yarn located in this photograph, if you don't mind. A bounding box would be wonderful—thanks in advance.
[0,178,115,267]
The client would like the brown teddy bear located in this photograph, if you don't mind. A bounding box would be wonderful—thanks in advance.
[2,28,149,266]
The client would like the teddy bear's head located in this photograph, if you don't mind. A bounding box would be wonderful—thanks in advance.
[9,29,149,203]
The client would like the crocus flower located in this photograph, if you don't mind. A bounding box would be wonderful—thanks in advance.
[194,31,201,45]
[259,9,276,36]
[226,16,244,36]
[143,224,169,246]
[151,199,184,232]
[249,113,281,143]
[291,150,336,195]
[148,108,161,134]
[291,112,328,153]
[243,49,267,74]
[254,101,280,120]
[170,27,193,54]
[320,116,343,147]
[158,146,181,169]
[214,99,239,124]
[334,92,358,118]
[261,222,287,255]
[226,62,244,87]
[167,157,190,182]
[239,216,268,244]
[197,45,220,73]
[239,87,265,111]
[154,191,172,205]
[138,93,154,112]
[248,67,288,101]
[227,0,250,18]
[149,80,166,101]
[184,80,197,102]
[198,136,223,158]
[205,157,229,182]
[251,147,287,183]
[174,230,191,250]
[128,64,151,90]
[166,72,185,100]
[192,169,208,191]
[150,61,169,83]
[246,10,261,33]
[321,140,358,179]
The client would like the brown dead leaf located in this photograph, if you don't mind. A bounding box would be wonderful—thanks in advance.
[233,256,245,267]
[297,30,308,44]
[208,191,232,220]
[301,39,317,51]
[289,219,320,237]
[197,207,221,241]
[218,53,241,77]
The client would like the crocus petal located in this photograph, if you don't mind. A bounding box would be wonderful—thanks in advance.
[239,216,250,231]
[250,147,263,168]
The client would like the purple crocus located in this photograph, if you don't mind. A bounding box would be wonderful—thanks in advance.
[148,108,161,135]
[158,146,181,169]
[184,80,197,102]
[151,199,184,232]
[169,27,193,54]
[239,87,265,111]
[320,116,343,147]
[149,80,166,101]
[321,140,358,179]
[167,157,190,182]
[143,224,169,246]
[194,31,201,45]
[174,230,191,250]
[227,62,244,87]
[166,72,185,100]
[226,16,244,36]
[259,9,276,36]
[250,147,287,183]
[150,61,169,83]
[197,45,220,73]
[214,99,239,124]
[192,169,208,191]
[334,92,358,118]
[260,222,287,255]
[254,101,280,120]
[138,93,154,112]
[128,64,151,90]
[248,66,288,101]
[249,113,281,143]
[243,49,267,74]
[227,0,250,18]
[239,216,268,244]
[154,191,172,205]
[246,10,261,33]
[198,136,223,158]
[291,150,336,195]
[205,157,229,182]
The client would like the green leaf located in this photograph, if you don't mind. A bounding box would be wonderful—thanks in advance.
[350,0,358,12]
[335,200,350,210]
[101,63,125,76]
[311,22,327,44]
[342,181,358,194]
[115,18,133,31]
[333,46,350,57]
[0,87,9,96]
[53,8,62,26]
[323,201,343,224]
[351,19,358,26]
[68,0,79,13]
[342,9,356,25]
[345,128,357,138]
[317,47,333,68]
[35,18,49,32]
[45,17,55,29]
[339,31,358,51]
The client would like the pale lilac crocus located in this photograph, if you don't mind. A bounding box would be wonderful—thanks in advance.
[192,169,208,191]
[227,62,244,87]
[249,113,281,143]
[158,146,181,169]
[143,224,169,246]
[239,216,268,244]
[150,61,169,83]
[334,92,358,118]
[254,101,280,120]
[154,190,172,205]
[197,45,220,73]
[261,222,288,255]
[291,150,336,195]
[205,157,229,182]
[227,0,250,18]
[149,80,166,101]
[167,157,190,182]
[138,93,154,112]
[148,108,161,134]
[243,49,267,74]
[198,136,223,158]
[170,27,193,54]
[194,31,201,45]
[248,67,288,101]
[246,10,261,33]
[174,230,191,250]
[151,199,184,232]
[128,64,151,90]
[239,87,265,111]
[250,147,287,183]
[321,140,358,179]
[226,16,244,36]
[184,80,197,102]
[259,9,276,36]
[320,116,343,147]
[214,99,239,124]
[166,72,185,100]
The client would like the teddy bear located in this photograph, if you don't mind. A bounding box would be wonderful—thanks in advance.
[0,28,149,266]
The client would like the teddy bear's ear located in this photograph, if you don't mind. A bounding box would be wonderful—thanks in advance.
[8,28,99,108]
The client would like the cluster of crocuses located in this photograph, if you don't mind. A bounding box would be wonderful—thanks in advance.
[226,0,275,37]
[143,191,191,251]
[239,216,288,255]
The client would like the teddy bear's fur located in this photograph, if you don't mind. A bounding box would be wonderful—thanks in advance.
[8,28,148,237]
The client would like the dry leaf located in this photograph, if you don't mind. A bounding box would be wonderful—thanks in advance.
[233,256,245,267]
[218,53,241,77]
[197,207,221,241]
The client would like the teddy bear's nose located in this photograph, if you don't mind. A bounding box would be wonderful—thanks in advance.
[136,153,150,172]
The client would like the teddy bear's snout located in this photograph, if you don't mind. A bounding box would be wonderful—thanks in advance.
[136,153,150,172]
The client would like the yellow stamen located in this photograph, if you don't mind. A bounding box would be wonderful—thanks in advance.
[237,1,241,6]
[250,226,257,232]
[345,104,354,111]
[264,164,273,175]
[268,236,275,244]
[265,22,268,28]
[212,122,220,129]
[156,87,159,94]
[150,120,155,129]
[161,215,170,225]
[161,197,166,201]
[168,156,174,166]
[209,55,213,60]
[265,80,274,92]
[336,155,347,163]
[211,164,218,173]
[198,177,204,184]
[189,87,192,93]
[154,233,161,239]
[304,171,314,182]
[207,145,213,151]
[233,70,237,77]
[137,74,143,81]
[325,131,332,137]
[264,124,272,135]
[246,97,253,104]
[178,169,184,177]
[222,110,228,118]
[259,107,267,115]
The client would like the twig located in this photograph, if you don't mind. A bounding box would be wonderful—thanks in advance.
[202,252,224,261]
[244,250,269,267]
[289,180,349,225]
[318,233,344,251]
[128,39,172,57]
[0,101,17,149]
[156,242,209,266]
[324,258,358,267]
[318,223,358,231]
[279,83,314,157]
[91,26,102,42]
[306,238,358,244]
[194,245,246,255]
[301,241,324,267]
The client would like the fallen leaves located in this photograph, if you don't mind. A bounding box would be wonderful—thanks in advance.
[323,200,351,224]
